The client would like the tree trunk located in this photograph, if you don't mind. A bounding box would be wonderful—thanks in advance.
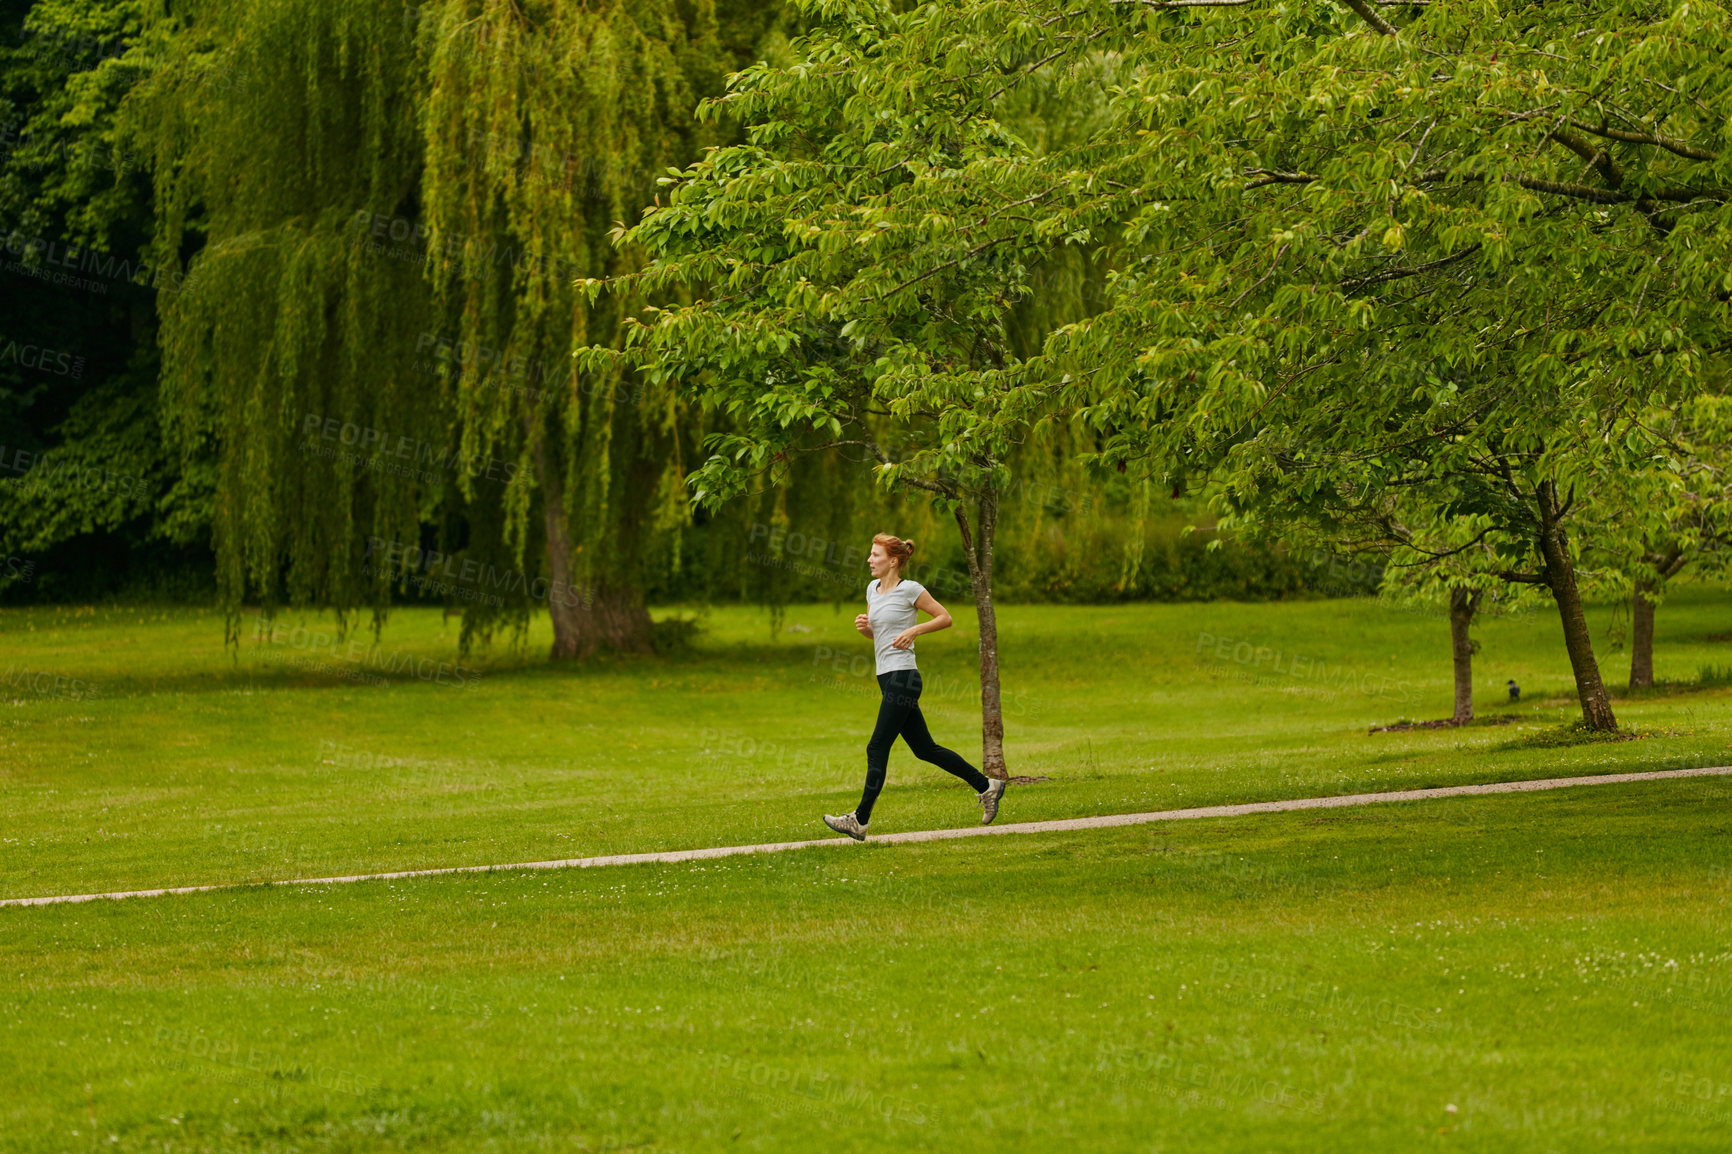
[1630,583,1655,690]
[534,431,588,660]
[574,583,655,654]
[1536,481,1618,732]
[954,485,1008,780]
[532,424,653,660]
[1448,586,1481,723]
[1629,545,1685,692]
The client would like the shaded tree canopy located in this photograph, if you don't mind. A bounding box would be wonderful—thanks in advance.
[623,0,1730,725]
[124,0,784,652]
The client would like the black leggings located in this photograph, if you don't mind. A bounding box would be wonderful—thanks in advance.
[856,668,990,824]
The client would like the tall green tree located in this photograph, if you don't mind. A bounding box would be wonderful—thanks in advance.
[416,0,753,656]
[577,6,1111,776]
[0,0,209,598]
[127,0,437,638]
[1036,0,1732,732]
[126,0,773,653]
[1619,392,1731,688]
[635,0,1732,733]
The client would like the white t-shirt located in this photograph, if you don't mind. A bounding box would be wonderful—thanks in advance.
[866,577,926,674]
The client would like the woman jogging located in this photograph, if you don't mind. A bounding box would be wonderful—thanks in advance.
[823,533,1006,840]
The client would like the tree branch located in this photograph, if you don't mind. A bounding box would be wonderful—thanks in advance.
[1648,545,1690,580]
[1229,243,1288,308]
[1248,166,1701,205]
[1385,527,1496,564]
[977,24,1114,106]
[1509,175,1627,204]
[1569,119,1716,162]
[1340,244,1481,292]
[836,436,963,500]
[1109,0,1262,7]
[875,235,1015,301]
[1244,169,1316,190]
[1340,0,1398,34]
[1415,168,1725,205]
[1548,127,1623,189]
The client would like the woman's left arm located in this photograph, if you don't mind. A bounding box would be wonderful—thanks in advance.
[891,590,953,649]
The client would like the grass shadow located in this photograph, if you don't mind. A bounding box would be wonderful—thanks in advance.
[1491,722,1677,751]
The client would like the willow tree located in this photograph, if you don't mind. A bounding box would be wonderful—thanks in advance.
[415,0,745,656]
[126,0,762,656]
[126,0,435,639]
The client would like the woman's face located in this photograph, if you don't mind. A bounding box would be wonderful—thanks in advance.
[867,542,895,578]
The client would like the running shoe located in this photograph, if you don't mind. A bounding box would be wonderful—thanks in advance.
[823,812,868,841]
[979,778,1007,825]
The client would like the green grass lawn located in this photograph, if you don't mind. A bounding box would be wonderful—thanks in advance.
[2,587,1729,899]
[4,783,1732,1151]
[3,587,1732,1150]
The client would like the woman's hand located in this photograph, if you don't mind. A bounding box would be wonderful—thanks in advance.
[891,627,919,650]
[854,614,873,638]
